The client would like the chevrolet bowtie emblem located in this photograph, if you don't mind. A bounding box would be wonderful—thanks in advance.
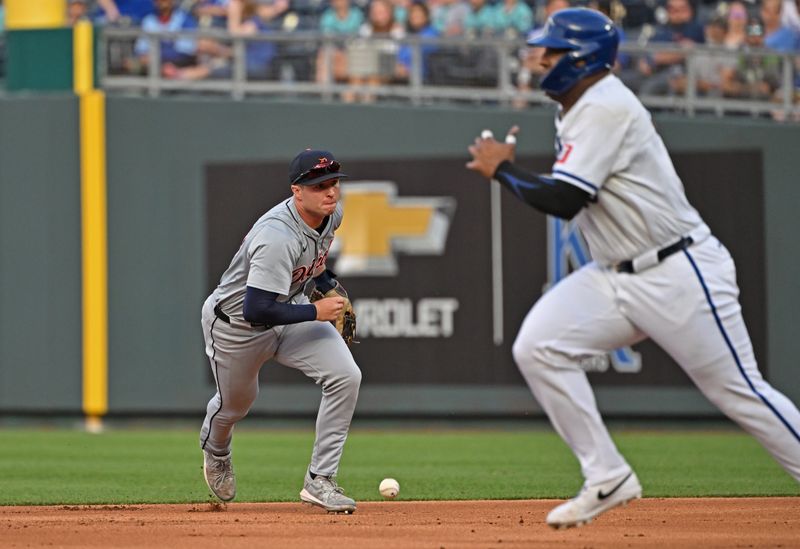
[332,181,456,276]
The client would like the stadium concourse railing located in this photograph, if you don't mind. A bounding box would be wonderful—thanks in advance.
[99,27,800,121]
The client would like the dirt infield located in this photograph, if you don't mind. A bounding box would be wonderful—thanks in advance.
[2,498,798,548]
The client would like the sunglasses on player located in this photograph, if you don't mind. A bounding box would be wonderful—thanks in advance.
[292,159,342,184]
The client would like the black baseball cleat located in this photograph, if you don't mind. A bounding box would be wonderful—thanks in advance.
[546,471,642,529]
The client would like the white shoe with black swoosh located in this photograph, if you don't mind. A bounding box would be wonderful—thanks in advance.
[546,471,642,529]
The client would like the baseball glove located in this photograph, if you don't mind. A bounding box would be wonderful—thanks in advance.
[310,281,358,345]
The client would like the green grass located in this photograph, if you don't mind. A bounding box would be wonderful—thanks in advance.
[0,427,797,505]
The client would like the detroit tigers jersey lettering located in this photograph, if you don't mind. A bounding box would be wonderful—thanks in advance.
[212,198,342,321]
[552,74,705,265]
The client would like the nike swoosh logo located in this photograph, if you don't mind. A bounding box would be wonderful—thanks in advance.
[597,472,632,500]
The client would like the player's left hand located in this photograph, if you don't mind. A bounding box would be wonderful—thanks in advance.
[466,126,518,179]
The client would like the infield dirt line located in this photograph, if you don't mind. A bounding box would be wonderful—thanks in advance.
[2,497,798,548]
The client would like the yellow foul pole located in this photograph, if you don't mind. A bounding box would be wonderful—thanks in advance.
[74,20,109,433]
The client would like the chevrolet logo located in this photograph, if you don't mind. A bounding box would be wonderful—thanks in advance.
[332,181,456,276]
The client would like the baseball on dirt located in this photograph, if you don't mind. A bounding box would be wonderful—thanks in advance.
[379,478,400,498]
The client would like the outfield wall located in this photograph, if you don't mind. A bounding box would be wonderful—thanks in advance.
[1,94,799,417]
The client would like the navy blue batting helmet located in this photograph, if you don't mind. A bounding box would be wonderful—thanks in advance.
[527,8,619,96]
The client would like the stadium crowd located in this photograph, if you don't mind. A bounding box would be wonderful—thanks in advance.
[0,0,798,112]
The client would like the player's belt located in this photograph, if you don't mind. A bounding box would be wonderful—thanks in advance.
[213,303,231,324]
[214,303,272,331]
[615,236,694,274]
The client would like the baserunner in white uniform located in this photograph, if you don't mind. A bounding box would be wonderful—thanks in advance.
[200,149,362,513]
[467,7,800,529]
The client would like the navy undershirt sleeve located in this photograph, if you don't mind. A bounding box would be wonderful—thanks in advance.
[243,286,317,326]
[312,269,337,294]
[494,160,591,219]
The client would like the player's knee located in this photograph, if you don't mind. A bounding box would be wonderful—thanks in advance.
[512,336,548,370]
[212,408,246,428]
[327,365,361,394]
[346,367,362,391]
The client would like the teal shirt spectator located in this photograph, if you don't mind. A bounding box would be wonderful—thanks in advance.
[492,0,533,36]
[394,5,408,28]
[464,5,495,35]
[320,7,365,35]
[397,24,439,78]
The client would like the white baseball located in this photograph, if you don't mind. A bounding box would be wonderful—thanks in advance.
[481,129,494,139]
[379,478,400,498]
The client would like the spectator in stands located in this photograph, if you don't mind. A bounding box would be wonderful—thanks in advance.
[390,0,411,30]
[316,0,365,86]
[133,0,226,77]
[637,0,705,96]
[781,0,800,33]
[395,0,439,82]
[723,0,748,49]
[670,14,736,97]
[493,0,534,39]
[513,0,569,108]
[591,0,630,72]
[346,0,400,101]
[320,0,365,34]
[68,0,91,25]
[358,0,400,38]
[464,0,495,37]
[722,15,784,100]
[225,0,287,78]
[762,0,800,51]
[246,0,289,27]
[164,0,286,80]
[192,0,231,29]
[430,0,471,36]
[532,0,568,27]
[97,0,155,25]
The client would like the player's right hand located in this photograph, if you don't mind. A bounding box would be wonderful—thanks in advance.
[314,296,345,321]
[466,125,519,178]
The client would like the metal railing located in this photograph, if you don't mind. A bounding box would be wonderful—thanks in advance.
[99,27,800,121]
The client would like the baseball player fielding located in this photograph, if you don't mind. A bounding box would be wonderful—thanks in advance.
[199,149,361,514]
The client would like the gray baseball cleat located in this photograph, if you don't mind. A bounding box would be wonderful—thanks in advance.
[299,471,357,514]
[546,470,642,529]
[203,450,236,502]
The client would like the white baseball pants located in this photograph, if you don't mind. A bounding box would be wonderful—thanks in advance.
[513,234,800,484]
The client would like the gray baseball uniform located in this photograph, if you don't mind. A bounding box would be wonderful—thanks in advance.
[200,197,361,477]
